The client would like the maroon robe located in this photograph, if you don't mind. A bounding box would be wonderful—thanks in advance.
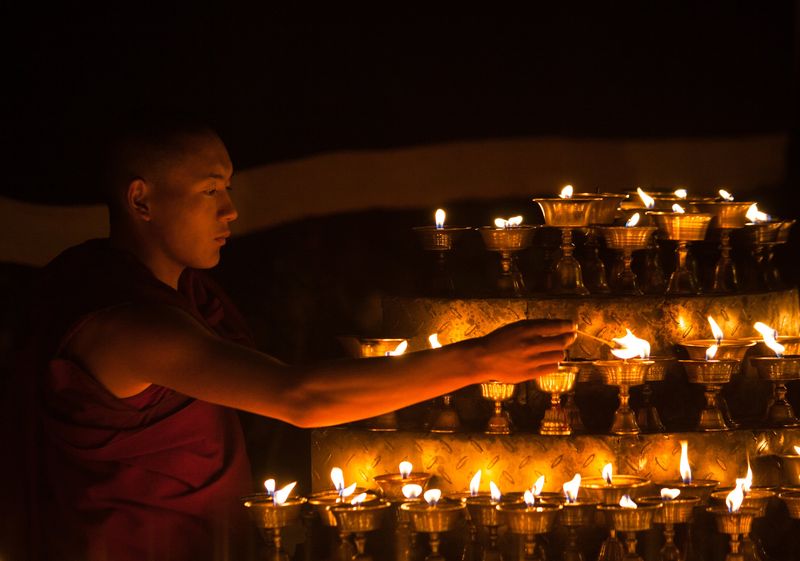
[9,239,256,561]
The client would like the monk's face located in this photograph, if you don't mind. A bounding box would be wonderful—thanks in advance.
[145,132,237,270]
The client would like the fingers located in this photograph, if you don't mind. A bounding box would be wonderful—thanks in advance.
[521,332,576,353]
[498,318,576,338]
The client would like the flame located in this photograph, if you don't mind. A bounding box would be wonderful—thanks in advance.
[746,203,770,223]
[350,492,368,506]
[331,467,345,492]
[619,495,638,509]
[727,483,744,513]
[672,203,686,214]
[264,478,276,496]
[469,470,482,497]
[342,483,357,498]
[399,461,413,478]
[403,484,423,499]
[490,481,502,503]
[743,462,753,494]
[435,209,446,229]
[680,441,692,484]
[625,213,641,227]
[274,481,297,506]
[495,216,523,228]
[661,488,681,500]
[428,333,442,349]
[563,473,581,503]
[560,185,574,199]
[524,490,536,507]
[637,188,655,209]
[674,188,688,199]
[531,475,545,497]
[610,329,651,360]
[795,445,800,456]
[602,463,613,485]
[708,316,724,344]
[705,344,719,361]
[386,340,408,356]
[719,189,734,201]
[754,322,784,357]
[424,489,441,506]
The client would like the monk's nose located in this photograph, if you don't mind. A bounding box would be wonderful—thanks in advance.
[219,190,238,223]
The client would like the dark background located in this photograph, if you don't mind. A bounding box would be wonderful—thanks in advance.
[2,5,798,204]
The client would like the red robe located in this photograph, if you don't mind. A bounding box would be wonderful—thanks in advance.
[6,239,256,561]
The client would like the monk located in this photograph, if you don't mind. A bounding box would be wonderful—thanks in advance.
[7,120,575,561]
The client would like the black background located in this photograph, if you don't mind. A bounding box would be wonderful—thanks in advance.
[2,5,798,205]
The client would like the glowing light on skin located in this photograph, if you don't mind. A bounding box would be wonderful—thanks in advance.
[708,316,724,344]
[625,213,641,227]
[637,188,655,209]
[469,470,482,497]
[619,495,638,509]
[706,344,719,361]
[424,489,441,506]
[435,209,446,229]
[680,441,692,484]
[563,474,581,503]
[399,461,413,479]
[428,333,442,349]
[560,185,574,199]
[402,484,423,499]
[672,203,686,214]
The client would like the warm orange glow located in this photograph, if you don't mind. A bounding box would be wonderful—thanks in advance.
[625,213,641,227]
[708,316,724,343]
[680,440,692,484]
[402,484,423,499]
[341,482,357,498]
[619,495,637,509]
[637,188,654,209]
[794,445,800,456]
[563,473,581,503]
[274,481,297,505]
[661,488,681,500]
[560,185,574,199]
[399,461,413,478]
[603,463,613,485]
[611,329,651,360]
[746,203,769,223]
[531,475,545,497]
[754,322,785,357]
[469,470,482,497]
[428,333,442,349]
[494,215,524,228]
[435,209,446,229]
[672,203,686,213]
[424,489,441,506]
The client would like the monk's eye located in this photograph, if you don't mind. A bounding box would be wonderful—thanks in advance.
[204,188,218,196]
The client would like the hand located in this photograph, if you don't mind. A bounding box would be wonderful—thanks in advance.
[470,319,576,384]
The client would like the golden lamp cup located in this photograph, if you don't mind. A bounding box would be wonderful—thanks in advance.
[480,380,516,435]
[593,359,653,436]
[581,476,652,506]
[400,500,465,561]
[750,355,800,427]
[779,490,800,519]
[412,224,471,296]
[536,364,578,435]
[598,503,662,561]
[242,496,307,561]
[710,488,775,519]
[478,225,537,296]
[498,502,562,561]
[648,211,713,295]
[598,226,658,296]
[694,201,755,293]
[331,501,392,561]
[657,479,720,506]
[308,489,380,527]
[640,494,701,561]
[707,505,760,561]
[373,472,433,502]
[680,359,740,431]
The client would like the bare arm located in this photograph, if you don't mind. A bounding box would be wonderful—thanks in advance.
[65,304,575,428]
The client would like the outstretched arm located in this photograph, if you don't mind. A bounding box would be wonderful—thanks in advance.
[65,304,575,428]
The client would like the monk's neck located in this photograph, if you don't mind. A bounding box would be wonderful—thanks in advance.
[108,232,183,290]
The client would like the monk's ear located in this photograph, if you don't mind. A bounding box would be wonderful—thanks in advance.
[126,178,152,221]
